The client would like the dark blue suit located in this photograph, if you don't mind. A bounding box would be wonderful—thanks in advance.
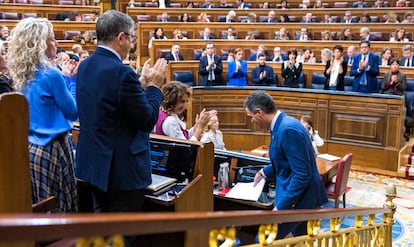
[76,47,163,193]
[263,112,328,238]
[350,52,380,93]
[251,64,275,85]
[198,54,224,86]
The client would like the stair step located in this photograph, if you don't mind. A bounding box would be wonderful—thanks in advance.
[399,165,414,180]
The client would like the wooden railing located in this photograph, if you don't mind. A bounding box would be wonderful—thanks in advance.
[0,206,395,247]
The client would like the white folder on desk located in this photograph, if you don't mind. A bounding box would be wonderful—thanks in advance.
[225,179,265,201]
[147,173,177,192]
[317,153,341,162]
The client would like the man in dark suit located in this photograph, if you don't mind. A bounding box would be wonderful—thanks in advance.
[270,46,285,62]
[248,45,267,61]
[198,27,216,40]
[244,90,328,239]
[341,11,357,24]
[202,0,216,8]
[400,45,414,67]
[198,42,224,86]
[352,0,368,8]
[164,43,184,63]
[359,26,376,41]
[218,10,237,22]
[350,40,380,93]
[294,27,312,41]
[76,10,167,246]
[251,53,276,85]
[301,12,315,23]
[262,10,277,23]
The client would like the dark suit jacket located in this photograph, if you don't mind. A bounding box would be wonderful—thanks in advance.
[352,2,368,7]
[248,53,270,61]
[252,64,275,85]
[164,52,184,63]
[281,61,302,87]
[323,59,348,91]
[341,19,357,23]
[400,56,414,67]
[218,16,235,22]
[350,52,380,93]
[381,71,407,95]
[294,35,312,40]
[198,54,224,86]
[76,47,163,192]
[262,111,328,210]
[262,18,277,23]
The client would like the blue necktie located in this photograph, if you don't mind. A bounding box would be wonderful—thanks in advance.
[360,55,367,86]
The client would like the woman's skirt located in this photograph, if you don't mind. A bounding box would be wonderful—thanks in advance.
[29,132,78,212]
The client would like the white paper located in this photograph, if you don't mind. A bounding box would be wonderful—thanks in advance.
[225,179,266,201]
[317,153,341,162]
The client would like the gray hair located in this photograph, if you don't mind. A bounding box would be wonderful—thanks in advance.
[243,90,276,114]
[96,10,135,45]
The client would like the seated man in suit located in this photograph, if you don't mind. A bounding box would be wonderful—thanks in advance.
[270,47,285,62]
[359,27,376,41]
[350,40,380,93]
[341,11,357,24]
[199,27,216,40]
[223,26,238,40]
[301,12,315,23]
[294,27,312,41]
[248,45,267,61]
[202,0,216,8]
[218,10,237,22]
[352,0,368,8]
[198,42,224,86]
[400,45,414,67]
[262,10,277,23]
[252,53,276,86]
[235,0,250,9]
[164,43,184,63]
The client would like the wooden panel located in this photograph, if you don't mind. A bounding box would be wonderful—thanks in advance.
[190,88,405,172]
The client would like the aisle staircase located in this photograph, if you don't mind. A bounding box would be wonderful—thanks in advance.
[398,137,414,179]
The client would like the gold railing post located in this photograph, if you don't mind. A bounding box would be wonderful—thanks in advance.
[383,183,397,247]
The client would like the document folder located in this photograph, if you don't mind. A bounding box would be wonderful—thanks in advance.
[147,173,177,192]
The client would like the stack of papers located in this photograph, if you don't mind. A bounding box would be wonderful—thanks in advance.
[225,179,265,201]
[317,153,341,161]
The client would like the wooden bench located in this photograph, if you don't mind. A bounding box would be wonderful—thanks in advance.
[166,60,414,87]
[0,19,96,40]
[121,0,399,10]
[128,7,413,23]
[138,22,413,64]
[0,3,102,20]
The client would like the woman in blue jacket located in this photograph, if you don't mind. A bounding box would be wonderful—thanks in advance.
[228,48,248,86]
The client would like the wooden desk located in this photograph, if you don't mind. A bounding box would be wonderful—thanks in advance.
[247,145,339,185]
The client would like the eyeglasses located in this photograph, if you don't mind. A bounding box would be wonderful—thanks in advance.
[124,32,137,43]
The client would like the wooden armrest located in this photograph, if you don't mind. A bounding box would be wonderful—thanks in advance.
[32,196,57,213]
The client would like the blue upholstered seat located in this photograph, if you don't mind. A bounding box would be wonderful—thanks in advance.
[298,73,306,88]
[311,72,326,89]
[173,72,194,86]
[344,75,354,91]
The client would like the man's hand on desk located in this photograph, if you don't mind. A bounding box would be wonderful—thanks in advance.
[253,169,266,187]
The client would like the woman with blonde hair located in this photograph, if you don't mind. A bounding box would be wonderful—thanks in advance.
[197,12,211,23]
[8,18,78,212]
[201,115,226,150]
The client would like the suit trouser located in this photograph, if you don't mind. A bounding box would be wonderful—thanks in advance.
[90,185,146,247]
[276,221,308,239]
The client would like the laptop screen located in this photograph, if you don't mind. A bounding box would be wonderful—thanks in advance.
[150,139,199,182]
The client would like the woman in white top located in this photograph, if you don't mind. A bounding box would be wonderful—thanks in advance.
[148,27,168,49]
[201,115,226,150]
[300,115,324,154]
[323,45,347,91]
[154,81,215,141]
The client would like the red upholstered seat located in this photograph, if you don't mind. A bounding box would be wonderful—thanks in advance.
[325,153,353,208]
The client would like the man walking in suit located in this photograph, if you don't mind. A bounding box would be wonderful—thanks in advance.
[350,40,380,93]
[198,42,224,86]
[245,90,328,239]
[76,10,168,246]
[251,53,276,85]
